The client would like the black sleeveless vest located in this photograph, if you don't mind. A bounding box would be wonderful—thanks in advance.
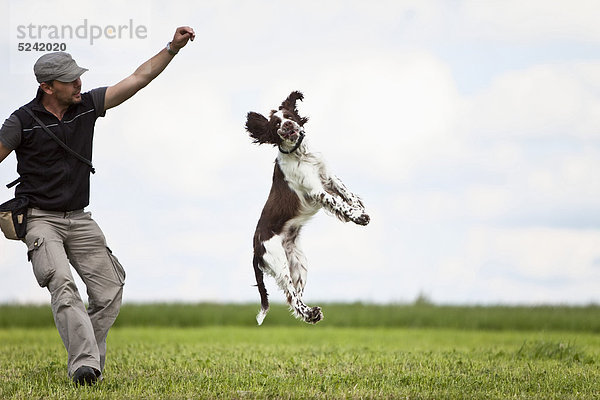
[12,89,102,211]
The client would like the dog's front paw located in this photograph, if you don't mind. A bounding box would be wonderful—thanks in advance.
[352,212,370,226]
[305,306,324,324]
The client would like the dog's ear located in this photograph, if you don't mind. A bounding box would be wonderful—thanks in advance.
[245,112,270,143]
[280,91,303,113]
[280,91,309,127]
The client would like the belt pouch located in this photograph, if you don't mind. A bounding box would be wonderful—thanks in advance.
[0,197,29,240]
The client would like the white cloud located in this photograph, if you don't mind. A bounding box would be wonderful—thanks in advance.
[435,226,600,303]
[296,51,463,181]
[463,63,600,139]
[461,0,600,42]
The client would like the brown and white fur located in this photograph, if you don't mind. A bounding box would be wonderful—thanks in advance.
[245,91,370,325]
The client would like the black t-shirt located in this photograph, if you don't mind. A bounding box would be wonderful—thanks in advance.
[0,87,107,211]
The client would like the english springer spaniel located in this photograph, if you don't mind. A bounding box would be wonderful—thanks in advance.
[245,91,370,325]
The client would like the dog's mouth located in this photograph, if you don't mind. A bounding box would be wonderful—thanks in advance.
[285,131,300,142]
[279,121,302,142]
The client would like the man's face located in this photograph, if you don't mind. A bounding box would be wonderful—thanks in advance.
[44,78,82,106]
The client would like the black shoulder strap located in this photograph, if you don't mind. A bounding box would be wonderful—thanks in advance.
[6,177,21,189]
[20,106,95,174]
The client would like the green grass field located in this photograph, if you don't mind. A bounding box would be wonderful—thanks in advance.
[0,304,599,399]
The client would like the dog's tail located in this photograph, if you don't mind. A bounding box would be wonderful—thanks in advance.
[253,254,270,325]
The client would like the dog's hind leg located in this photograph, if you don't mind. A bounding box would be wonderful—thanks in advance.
[283,235,308,298]
[253,253,270,325]
[289,256,308,299]
[262,235,323,324]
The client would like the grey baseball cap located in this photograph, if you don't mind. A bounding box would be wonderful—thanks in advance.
[34,52,88,83]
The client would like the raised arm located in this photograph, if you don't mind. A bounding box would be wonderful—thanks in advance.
[104,26,195,111]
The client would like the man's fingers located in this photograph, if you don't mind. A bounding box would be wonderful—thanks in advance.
[177,26,195,41]
[171,27,195,50]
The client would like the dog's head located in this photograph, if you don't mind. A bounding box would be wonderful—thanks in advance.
[245,91,309,149]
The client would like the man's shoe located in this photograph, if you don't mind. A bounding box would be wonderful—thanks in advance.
[72,366,98,386]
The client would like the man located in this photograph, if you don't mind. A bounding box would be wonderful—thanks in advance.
[0,26,195,386]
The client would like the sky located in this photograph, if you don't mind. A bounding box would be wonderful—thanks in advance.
[0,0,599,305]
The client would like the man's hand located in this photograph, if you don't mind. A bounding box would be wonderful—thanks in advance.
[171,26,195,52]
[104,26,195,111]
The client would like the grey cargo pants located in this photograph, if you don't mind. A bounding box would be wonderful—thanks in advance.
[24,208,125,377]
